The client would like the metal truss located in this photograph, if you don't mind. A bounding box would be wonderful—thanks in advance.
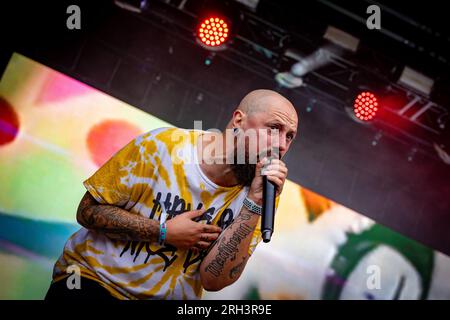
[140,0,449,153]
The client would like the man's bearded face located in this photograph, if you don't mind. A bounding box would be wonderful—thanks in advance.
[230,144,256,187]
[229,132,279,186]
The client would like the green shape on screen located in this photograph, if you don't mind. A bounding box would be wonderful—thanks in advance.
[1,151,85,222]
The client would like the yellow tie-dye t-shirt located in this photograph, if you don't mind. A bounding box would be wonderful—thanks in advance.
[52,127,264,300]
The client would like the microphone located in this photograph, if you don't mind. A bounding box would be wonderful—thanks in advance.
[262,175,276,242]
[261,153,279,243]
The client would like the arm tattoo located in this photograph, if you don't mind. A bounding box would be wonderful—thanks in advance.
[229,257,247,279]
[203,208,253,256]
[204,221,253,277]
[235,211,252,222]
[202,205,257,281]
[77,192,159,242]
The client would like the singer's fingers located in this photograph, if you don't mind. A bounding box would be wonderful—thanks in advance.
[260,169,287,180]
[194,241,211,250]
[262,164,288,175]
[266,159,287,168]
[255,158,268,177]
[258,157,270,166]
[268,158,283,164]
[200,224,222,234]
[199,233,219,242]
[262,159,287,173]
[266,175,284,190]
[184,209,205,219]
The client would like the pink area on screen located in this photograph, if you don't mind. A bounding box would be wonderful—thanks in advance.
[35,72,91,105]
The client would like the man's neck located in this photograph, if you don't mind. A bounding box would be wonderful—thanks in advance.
[196,132,239,187]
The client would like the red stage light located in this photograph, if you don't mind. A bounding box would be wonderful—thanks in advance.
[197,16,229,48]
[353,91,378,121]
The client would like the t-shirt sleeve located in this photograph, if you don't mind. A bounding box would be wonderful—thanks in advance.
[247,195,280,256]
[83,133,154,206]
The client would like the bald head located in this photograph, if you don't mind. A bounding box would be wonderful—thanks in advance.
[225,89,298,160]
[237,89,297,119]
[218,89,299,185]
[228,89,298,131]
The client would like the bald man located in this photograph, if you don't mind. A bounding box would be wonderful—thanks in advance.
[46,89,298,300]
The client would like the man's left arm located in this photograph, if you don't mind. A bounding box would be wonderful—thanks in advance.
[199,205,259,291]
[200,157,286,291]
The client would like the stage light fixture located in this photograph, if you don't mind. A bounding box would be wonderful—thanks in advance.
[353,91,379,122]
[275,47,335,89]
[114,0,147,13]
[196,16,230,51]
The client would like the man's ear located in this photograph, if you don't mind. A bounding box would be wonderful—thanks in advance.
[231,110,245,128]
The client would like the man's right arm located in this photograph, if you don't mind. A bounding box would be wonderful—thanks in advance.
[76,191,222,247]
[76,191,160,242]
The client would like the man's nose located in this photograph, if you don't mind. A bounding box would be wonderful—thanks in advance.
[269,136,286,159]
[278,134,287,154]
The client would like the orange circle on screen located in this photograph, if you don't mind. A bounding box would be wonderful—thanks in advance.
[87,120,142,167]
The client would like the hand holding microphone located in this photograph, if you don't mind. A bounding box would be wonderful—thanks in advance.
[246,153,288,242]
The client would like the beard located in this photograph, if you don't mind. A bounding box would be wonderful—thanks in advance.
[230,163,256,187]
[229,147,257,186]
[228,136,278,187]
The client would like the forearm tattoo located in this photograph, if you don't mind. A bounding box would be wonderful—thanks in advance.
[77,192,159,242]
[204,209,255,277]
[229,257,247,279]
